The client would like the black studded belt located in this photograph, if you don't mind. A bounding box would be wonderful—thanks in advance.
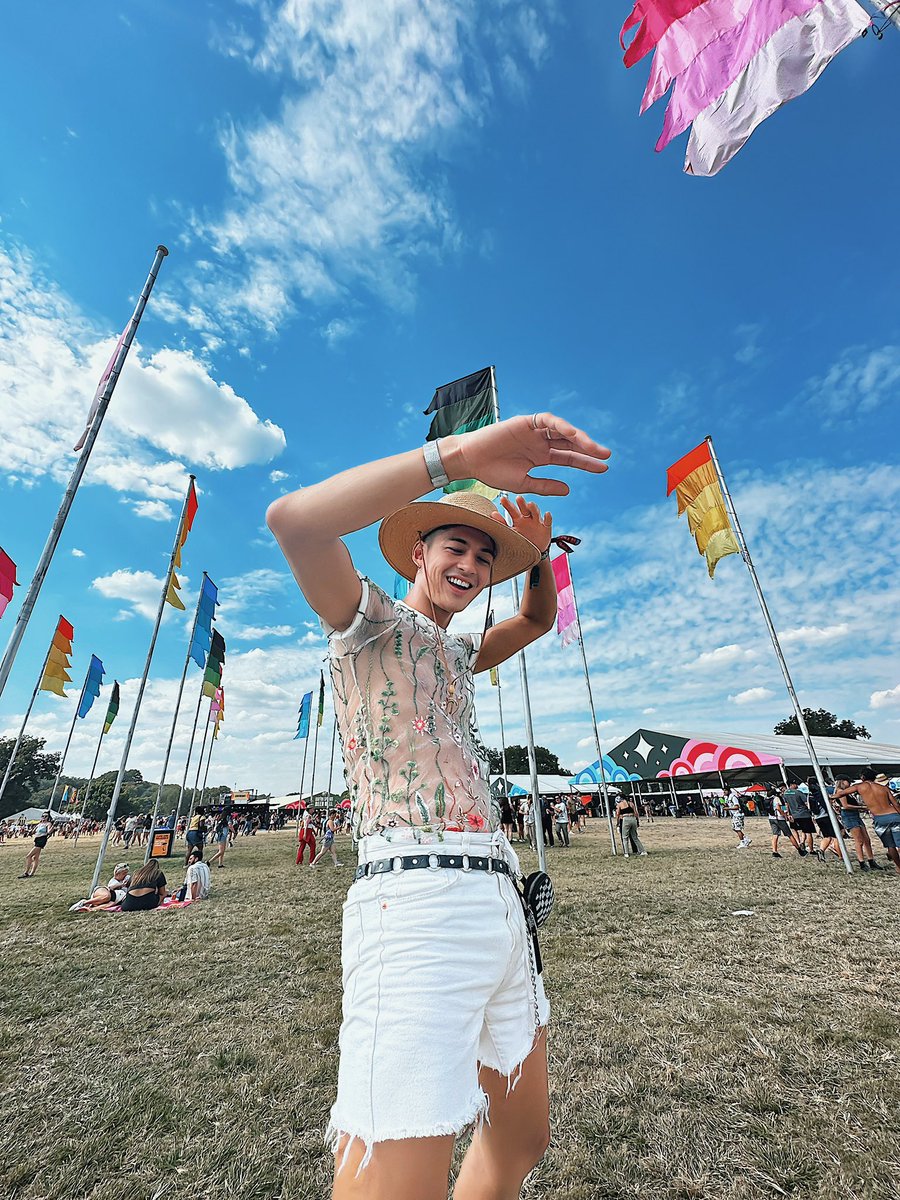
[354,852,512,882]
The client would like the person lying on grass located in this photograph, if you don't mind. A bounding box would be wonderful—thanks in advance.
[69,863,132,911]
[267,411,610,1200]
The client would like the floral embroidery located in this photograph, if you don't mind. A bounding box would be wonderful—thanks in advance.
[325,577,494,843]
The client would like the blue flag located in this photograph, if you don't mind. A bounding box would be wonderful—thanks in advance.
[295,691,312,740]
[189,575,219,668]
[77,654,105,719]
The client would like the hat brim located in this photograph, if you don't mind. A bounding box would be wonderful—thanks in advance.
[379,501,541,585]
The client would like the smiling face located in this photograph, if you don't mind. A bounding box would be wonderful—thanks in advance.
[409,524,496,620]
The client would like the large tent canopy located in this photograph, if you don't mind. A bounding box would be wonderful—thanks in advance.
[490,775,581,798]
[571,729,900,787]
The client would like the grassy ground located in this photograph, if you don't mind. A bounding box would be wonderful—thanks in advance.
[1,817,898,1200]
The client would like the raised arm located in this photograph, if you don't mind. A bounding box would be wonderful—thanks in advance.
[266,413,610,632]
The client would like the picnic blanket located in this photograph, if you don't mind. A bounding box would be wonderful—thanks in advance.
[72,895,196,914]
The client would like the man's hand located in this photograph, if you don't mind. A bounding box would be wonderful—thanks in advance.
[491,496,553,551]
[443,413,610,497]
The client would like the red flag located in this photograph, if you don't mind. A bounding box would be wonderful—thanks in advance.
[0,548,17,619]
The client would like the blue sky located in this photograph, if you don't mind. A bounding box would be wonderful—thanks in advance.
[1,1,898,797]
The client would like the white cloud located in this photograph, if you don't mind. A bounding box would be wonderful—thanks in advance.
[130,499,174,522]
[802,344,900,422]
[688,644,755,670]
[322,318,356,346]
[229,623,295,642]
[71,548,85,558]
[642,707,656,715]
[871,684,900,710]
[779,623,849,647]
[0,242,285,500]
[729,687,775,706]
[91,568,174,621]
[269,469,289,483]
[178,0,555,330]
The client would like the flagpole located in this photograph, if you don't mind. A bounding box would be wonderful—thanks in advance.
[566,565,618,855]
[198,719,217,808]
[489,366,547,872]
[145,572,211,859]
[48,667,91,809]
[0,639,52,805]
[79,719,107,816]
[705,436,853,875]
[327,714,338,798]
[308,697,322,809]
[188,712,212,819]
[495,666,509,790]
[173,685,204,831]
[89,476,194,893]
[0,246,168,702]
[296,731,310,832]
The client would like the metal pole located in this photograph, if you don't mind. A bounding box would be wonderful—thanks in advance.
[706,436,853,875]
[327,715,338,798]
[89,476,193,892]
[296,732,310,832]
[0,640,52,805]
[48,667,91,808]
[0,246,168,702]
[188,713,211,818]
[146,573,209,849]
[198,720,217,808]
[489,367,546,872]
[510,576,547,873]
[308,702,322,809]
[566,563,617,855]
[79,720,106,814]
[173,683,204,831]
[495,665,510,808]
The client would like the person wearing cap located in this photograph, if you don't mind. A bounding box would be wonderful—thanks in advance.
[267,410,609,1198]
[834,769,900,874]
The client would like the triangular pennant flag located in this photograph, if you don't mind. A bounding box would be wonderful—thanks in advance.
[165,570,186,611]
[77,655,106,719]
[295,691,312,740]
[103,681,120,734]
[40,617,74,696]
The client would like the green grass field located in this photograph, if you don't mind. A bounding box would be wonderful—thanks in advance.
[2,818,898,1200]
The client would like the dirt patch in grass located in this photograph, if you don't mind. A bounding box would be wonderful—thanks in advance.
[1,818,898,1199]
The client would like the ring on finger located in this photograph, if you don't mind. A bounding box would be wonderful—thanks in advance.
[531,413,539,431]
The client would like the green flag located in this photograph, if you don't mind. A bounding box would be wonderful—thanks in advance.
[103,681,120,734]
[317,671,325,728]
[424,367,498,497]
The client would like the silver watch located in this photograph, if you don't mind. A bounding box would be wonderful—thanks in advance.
[422,440,449,489]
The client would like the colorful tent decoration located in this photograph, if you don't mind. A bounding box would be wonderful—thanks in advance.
[295,690,312,741]
[73,325,127,452]
[166,478,200,610]
[551,554,579,647]
[189,576,219,668]
[622,0,870,176]
[40,616,75,698]
[103,681,120,734]
[582,728,785,781]
[423,367,498,498]
[201,630,226,699]
[666,441,740,578]
[77,654,106,719]
[0,548,17,621]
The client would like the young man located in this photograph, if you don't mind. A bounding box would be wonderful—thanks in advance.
[833,769,900,874]
[783,781,814,855]
[723,786,751,849]
[267,411,609,1200]
[768,788,798,858]
[831,776,879,871]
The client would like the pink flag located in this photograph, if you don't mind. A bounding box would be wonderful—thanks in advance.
[209,686,223,721]
[0,547,17,620]
[73,327,128,452]
[641,0,757,113]
[656,0,823,150]
[685,0,870,175]
[621,0,711,67]
[551,555,579,648]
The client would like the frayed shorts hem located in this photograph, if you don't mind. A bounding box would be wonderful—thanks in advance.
[327,1089,489,1176]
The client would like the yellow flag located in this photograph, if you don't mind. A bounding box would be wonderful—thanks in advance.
[165,570,185,611]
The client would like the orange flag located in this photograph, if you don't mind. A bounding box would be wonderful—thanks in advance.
[666,442,740,578]
[40,616,75,696]
[166,479,199,610]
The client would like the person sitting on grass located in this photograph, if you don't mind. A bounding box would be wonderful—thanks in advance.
[69,863,133,911]
[177,847,211,900]
[119,859,168,912]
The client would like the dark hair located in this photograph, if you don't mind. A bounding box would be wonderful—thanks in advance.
[860,767,877,782]
[421,524,497,557]
[188,848,203,863]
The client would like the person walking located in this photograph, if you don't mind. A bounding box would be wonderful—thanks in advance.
[19,812,53,878]
[296,806,316,865]
[834,769,900,874]
[211,813,231,869]
[552,798,570,848]
[832,776,880,871]
[768,788,799,858]
[615,794,648,857]
[266,407,609,1197]
[783,781,814,855]
[311,810,343,867]
[723,786,751,849]
[807,777,843,864]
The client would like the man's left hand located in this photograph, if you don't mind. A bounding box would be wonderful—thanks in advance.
[493,495,553,552]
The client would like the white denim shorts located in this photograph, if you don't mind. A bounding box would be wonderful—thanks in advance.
[326,830,550,1171]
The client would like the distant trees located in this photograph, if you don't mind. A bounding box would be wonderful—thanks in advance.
[774,708,870,740]
[486,745,570,776]
[0,735,60,819]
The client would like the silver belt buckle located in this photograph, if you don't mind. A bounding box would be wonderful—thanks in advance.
[461,854,471,872]
[391,856,403,873]
[427,853,439,871]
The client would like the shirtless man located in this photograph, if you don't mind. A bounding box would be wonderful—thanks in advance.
[833,769,900,874]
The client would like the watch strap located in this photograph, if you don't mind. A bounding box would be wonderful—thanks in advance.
[422,440,450,490]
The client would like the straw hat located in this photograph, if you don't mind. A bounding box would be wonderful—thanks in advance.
[874,773,890,786]
[379,493,541,585]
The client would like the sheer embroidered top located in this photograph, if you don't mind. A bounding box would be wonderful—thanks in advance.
[323,576,497,844]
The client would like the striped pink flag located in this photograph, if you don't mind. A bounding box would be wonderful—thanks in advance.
[641,0,757,113]
[551,554,579,648]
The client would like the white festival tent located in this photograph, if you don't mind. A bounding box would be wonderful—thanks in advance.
[4,807,66,824]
